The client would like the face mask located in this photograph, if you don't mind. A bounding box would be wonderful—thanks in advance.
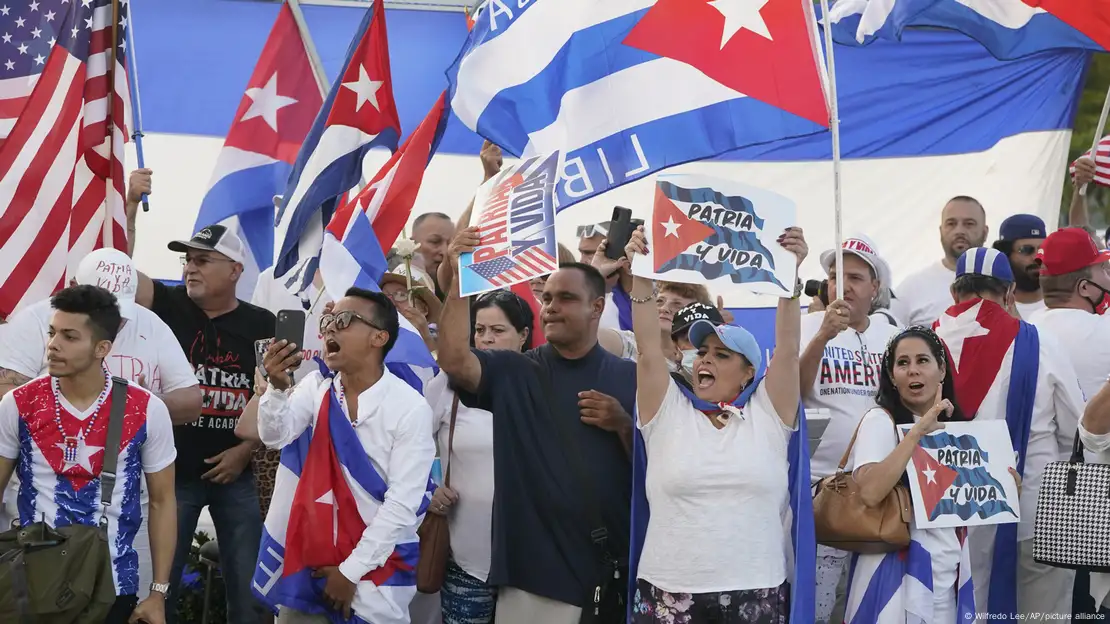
[681,349,698,374]
[1083,280,1110,315]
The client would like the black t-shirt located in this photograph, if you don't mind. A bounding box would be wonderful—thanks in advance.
[462,343,636,607]
[150,282,276,481]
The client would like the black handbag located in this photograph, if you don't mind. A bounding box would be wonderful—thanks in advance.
[1033,431,1110,572]
[531,355,626,624]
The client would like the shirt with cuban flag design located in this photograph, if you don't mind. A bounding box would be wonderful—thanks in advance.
[0,376,176,596]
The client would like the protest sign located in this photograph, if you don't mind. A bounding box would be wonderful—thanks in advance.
[631,173,797,296]
[897,420,1020,530]
[458,152,560,297]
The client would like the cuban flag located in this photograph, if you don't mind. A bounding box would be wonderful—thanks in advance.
[192,2,325,301]
[934,293,1040,619]
[252,379,434,623]
[273,0,401,296]
[447,0,830,212]
[827,0,1108,59]
[629,379,816,622]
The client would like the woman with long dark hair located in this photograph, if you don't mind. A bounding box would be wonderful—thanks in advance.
[424,289,533,624]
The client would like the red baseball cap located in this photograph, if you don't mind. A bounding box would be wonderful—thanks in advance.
[1036,227,1110,276]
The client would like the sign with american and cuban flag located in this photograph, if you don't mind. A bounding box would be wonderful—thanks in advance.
[458,152,559,297]
[630,173,797,296]
[898,421,1020,530]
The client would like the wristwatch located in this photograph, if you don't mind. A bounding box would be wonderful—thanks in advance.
[150,581,170,596]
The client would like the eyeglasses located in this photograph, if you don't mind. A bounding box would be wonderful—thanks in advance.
[476,290,528,317]
[319,310,383,334]
[386,290,411,303]
[1015,244,1040,256]
[181,255,235,268]
[575,223,610,239]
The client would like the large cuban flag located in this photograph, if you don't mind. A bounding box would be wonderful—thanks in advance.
[273,0,400,297]
[447,0,831,212]
[828,0,1108,59]
[192,2,324,300]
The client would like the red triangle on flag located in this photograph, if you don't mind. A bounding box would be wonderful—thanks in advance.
[652,185,716,272]
[912,445,959,519]
[1021,0,1110,51]
[326,0,401,136]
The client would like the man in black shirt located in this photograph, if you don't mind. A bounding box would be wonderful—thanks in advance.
[134,224,274,624]
[439,227,635,624]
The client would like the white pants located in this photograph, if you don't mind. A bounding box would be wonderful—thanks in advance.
[970,536,1074,622]
[932,583,956,624]
[495,588,581,624]
[815,544,851,624]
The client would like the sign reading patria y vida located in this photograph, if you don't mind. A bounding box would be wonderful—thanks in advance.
[898,420,1020,530]
[91,259,136,300]
[631,173,797,296]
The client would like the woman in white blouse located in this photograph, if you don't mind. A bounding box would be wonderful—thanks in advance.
[424,289,533,624]
[624,226,806,623]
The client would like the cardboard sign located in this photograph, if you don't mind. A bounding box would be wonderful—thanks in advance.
[458,152,560,297]
[898,420,1020,530]
[631,173,798,296]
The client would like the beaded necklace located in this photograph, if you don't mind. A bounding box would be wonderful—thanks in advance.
[51,367,112,466]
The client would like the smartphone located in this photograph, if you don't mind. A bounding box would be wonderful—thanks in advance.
[275,309,307,351]
[605,206,636,260]
[254,338,273,380]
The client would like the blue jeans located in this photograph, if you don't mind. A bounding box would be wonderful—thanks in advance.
[441,558,496,624]
[166,470,267,624]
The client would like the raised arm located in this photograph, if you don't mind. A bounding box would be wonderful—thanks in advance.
[256,340,313,449]
[799,303,850,397]
[855,396,947,507]
[624,227,669,425]
[437,227,484,394]
[1069,157,1094,228]
[125,168,151,258]
[438,141,501,294]
[764,227,808,427]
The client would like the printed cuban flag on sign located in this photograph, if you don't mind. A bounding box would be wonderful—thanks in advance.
[273,0,401,297]
[630,173,797,296]
[447,0,830,212]
[827,0,1108,59]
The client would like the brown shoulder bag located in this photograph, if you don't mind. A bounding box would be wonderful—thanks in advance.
[812,411,913,554]
[416,394,459,593]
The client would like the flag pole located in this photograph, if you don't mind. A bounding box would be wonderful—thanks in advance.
[1081,83,1110,197]
[104,0,122,246]
[818,0,844,300]
[287,0,329,99]
[124,0,149,213]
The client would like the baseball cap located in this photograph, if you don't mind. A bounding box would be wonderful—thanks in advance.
[997,214,1046,242]
[167,224,247,264]
[688,320,762,371]
[671,302,724,338]
[75,248,138,320]
[1036,227,1110,277]
[955,247,1014,282]
[819,234,892,290]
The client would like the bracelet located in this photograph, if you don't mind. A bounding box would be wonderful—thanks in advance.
[629,283,658,304]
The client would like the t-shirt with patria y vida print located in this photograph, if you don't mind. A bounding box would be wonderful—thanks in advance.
[150,281,275,481]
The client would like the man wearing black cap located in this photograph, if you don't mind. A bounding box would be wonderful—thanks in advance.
[992,214,1048,319]
[133,224,275,624]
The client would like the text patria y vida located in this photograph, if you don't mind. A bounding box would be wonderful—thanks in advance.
[685,202,770,271]
[475,164,550,262]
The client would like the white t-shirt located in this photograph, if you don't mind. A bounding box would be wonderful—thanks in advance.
[853,407,961,594]
[637,379,793,593]
[600,292,622,331]
[424,373,495,582]
[1029,307,1110,401]
[800,313,901,481]
[892,260,955,327]
[251,268,329,383]
[1014,299,1046,320]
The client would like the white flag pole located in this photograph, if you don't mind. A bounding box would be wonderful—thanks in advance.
[1081,83,1110,197]
[818,0,844,300]
[287,0,329,99]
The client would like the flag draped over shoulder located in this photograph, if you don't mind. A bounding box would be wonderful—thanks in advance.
[628,378,815,623]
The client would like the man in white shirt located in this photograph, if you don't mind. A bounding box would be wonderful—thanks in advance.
[992,214,1048,319]
[892,196,989,327]
[255,287,434,623]
[799,234,901,624]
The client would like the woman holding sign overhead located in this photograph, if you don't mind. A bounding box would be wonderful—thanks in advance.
[624,224,808,623]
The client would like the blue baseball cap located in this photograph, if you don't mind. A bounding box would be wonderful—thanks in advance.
[956,247,1014,283]
[998,214,1046,242]
[688,320,762,371]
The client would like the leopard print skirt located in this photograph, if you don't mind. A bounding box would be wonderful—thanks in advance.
[252,447,281,519]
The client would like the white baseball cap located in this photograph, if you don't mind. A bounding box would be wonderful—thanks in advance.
[167,224,247,265]
[819,234,893,292]
[75,248,138,320]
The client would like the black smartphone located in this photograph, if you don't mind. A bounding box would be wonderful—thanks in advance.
[605,206,636,260]
[275,309,307,351]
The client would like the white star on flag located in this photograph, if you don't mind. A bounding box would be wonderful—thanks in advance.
[662,216,681,238]
[935,301,990,371]
[342,64,384,113]
[56,439,104,473]
[922,466,937,484]
[708,0,773,49]
[241,73,298,132]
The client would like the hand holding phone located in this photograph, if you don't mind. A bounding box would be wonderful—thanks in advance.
[605,207,636,261]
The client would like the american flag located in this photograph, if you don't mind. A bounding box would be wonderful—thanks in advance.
[467,246,556,288]
[0,0,129,317]
[1071,134,1110,188]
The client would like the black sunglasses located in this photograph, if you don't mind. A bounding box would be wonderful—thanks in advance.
[1015,244,1040,256]
[319,310,383,334]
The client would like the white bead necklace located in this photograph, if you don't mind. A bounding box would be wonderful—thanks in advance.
[51,367,112,466]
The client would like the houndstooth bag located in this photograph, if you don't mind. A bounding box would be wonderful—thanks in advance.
[1033,432,1110,572]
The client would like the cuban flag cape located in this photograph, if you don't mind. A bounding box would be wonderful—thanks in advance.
[933,298,1039,619]
[628,378,815,622]
[192,2,324,301]
[252,375,434,623]
[843,530,975,623]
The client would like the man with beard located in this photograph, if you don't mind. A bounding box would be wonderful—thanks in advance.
[993,214,1047,319]
[891,196,989,326]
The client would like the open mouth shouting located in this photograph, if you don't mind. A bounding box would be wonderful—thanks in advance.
[696,369,716,390]
[325,338,341,356]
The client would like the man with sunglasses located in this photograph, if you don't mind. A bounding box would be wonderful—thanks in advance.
[992,214,1048,319]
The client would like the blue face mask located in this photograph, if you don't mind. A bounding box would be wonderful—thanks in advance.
[681,349,698,374]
